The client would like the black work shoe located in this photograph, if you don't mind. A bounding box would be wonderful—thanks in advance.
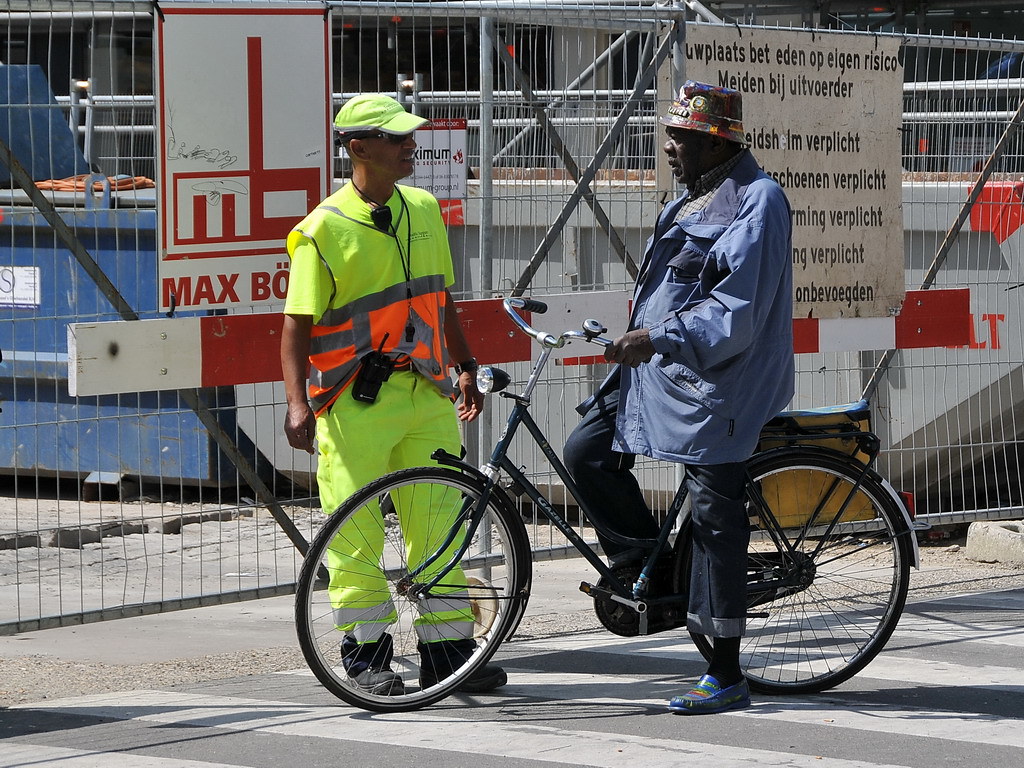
[420,661,507,693]
[460,663,507,693]
[341,633,405,696]
[351,667,406,695]
[418,639,507,693]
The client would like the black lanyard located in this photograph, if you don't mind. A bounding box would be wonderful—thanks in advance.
[352,183,414,341]
[391,190,416,342]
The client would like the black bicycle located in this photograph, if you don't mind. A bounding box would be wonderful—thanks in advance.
[295,297,918,712]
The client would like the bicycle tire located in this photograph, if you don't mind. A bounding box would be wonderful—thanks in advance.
[684,447,913,695]
[295,467,532,712]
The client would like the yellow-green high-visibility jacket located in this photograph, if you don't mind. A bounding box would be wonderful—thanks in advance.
[285,183,456,416]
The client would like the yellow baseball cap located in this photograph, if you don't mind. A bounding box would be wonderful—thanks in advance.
[333,94,428,138]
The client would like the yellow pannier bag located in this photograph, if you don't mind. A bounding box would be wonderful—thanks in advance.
[755,401,876,529]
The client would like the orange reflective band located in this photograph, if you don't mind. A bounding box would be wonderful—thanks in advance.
[307,284,452,415]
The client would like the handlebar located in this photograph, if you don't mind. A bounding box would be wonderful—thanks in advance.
[508,297,549,315]
[503,297,612,350]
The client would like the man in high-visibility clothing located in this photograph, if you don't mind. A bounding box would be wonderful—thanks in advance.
[281,93,505,696]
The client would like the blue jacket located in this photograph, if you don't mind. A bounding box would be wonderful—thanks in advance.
[608,151,795,465]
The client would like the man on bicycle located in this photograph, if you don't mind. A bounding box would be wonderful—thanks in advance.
[564,81,794,714]
[281,93,505,696]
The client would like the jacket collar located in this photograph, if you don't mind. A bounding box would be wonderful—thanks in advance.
[636,152,763,284]
[664,150,762,234]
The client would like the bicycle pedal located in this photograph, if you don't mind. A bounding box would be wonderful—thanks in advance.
[580,581,623,602]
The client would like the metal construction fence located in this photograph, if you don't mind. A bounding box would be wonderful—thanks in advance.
[1,0,1024,633]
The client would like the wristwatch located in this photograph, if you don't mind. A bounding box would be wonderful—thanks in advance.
[454,358,478,375]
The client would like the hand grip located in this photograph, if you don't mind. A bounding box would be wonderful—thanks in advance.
[517,299,548,314]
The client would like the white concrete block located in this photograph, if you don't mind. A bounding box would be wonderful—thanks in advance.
[966,520,1024,565]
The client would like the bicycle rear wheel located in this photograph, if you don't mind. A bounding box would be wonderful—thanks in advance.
[295,467,532,712]
[687,448,913,694]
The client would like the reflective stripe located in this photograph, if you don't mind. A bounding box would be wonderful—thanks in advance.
[349,622,393,643]
[307,272,452,416]
[318,274,446,328]
[311,324,355,352]
[416,591,471,615]
[308,359,361,415]
[414,618,475,642]
[413,588,475,642]
[333,597,474,643]
[333,599,397,641]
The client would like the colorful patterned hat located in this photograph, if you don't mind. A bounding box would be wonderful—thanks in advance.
[659,81,747,145]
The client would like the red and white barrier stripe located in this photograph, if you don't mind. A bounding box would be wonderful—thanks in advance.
[68,288,970,396]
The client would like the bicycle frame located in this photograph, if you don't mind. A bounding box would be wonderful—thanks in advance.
[297,300,918,708]
[401,304,690,622]
[412,354,689,606]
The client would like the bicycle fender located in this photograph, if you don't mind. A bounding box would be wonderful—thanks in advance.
[753,444,885,481]
[876,475,921,568]
[429,448,490,481]
[429,449,526,532]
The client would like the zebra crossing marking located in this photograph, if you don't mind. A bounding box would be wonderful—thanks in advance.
[12,689,918,768]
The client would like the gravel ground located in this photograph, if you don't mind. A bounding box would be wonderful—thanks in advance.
[0,648,308,709]
[2,536,1022,709]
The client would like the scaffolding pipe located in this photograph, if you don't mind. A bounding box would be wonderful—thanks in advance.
[326,1,676,30]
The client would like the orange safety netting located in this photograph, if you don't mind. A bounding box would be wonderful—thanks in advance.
[35,174,155,192]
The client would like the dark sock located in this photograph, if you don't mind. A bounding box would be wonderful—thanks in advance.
[706,636,743,687]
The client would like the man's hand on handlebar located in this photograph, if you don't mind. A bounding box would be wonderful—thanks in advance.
[605,328,655,368]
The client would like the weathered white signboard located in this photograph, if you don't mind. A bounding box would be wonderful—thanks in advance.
[687,25,905,319]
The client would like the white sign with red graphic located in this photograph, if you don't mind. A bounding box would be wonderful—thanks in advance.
[410,118,467,199]
[155,2,331,310]
[410,118,467,227]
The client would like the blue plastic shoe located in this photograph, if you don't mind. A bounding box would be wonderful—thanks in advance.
[668,674,750,715]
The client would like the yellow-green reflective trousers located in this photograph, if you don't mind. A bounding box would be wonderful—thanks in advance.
[316,372,475,643]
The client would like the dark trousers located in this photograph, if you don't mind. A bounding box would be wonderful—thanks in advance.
[563,379,750,637]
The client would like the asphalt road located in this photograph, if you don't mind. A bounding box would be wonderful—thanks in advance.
[1,551,1023,768]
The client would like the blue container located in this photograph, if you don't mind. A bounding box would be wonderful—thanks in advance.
[0,204,259,485]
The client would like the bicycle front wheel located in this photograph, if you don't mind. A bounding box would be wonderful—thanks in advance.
[295,467,532,712]
[688,448,914,695]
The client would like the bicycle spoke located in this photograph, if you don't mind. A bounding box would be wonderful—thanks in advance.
[295,467,531,712]
[691,448,912,694]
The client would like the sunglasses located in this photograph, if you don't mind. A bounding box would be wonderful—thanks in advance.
[362,132,414,144]
[334,129,415,147]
